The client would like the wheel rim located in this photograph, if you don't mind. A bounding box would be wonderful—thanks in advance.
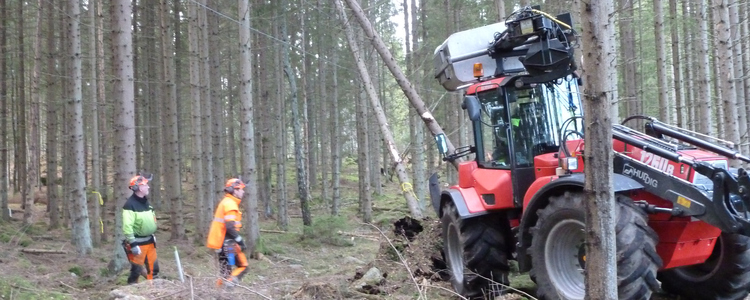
[545,219,586,299]
[672,236,724,281]
[446,222,465,284]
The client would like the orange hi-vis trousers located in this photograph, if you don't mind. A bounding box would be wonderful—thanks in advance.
[128,243,158,283]
[217,243,248,285]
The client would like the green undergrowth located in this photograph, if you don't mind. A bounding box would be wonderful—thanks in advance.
[0,276,72,300]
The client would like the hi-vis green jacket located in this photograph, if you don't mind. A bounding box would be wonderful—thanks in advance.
[122,193,157,246]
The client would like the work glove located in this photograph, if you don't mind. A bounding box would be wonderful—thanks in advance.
[235,236,247,251]
[131,245,142,255]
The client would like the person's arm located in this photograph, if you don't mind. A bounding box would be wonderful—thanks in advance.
[123,209,137,245]
[223,210,246,250]
[223,210,240,240]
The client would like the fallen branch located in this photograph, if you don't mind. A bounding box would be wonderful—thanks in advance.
[21,248,67,254]
[59,281,80,292]
[337,230,379,241]
[260,229,287,234]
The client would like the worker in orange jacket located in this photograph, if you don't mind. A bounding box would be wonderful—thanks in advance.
[207,178,249,287]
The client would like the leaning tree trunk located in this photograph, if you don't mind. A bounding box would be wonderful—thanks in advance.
[335,0,423,218]
[110,0,137,273]
[343,0,459,169]
[580,0,618,298]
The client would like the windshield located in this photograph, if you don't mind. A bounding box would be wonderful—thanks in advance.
[476,76,582,168]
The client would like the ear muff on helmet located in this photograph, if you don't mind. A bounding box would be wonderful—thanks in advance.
[129,175,150,191]
[224,178,246,193]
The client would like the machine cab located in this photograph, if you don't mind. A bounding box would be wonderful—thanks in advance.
[466,75,583,204]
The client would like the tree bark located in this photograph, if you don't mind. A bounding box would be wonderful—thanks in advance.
[343,0,459,169]
[654,0,670,123]
[188,0,207,240]
[669,0,683,127]
[239,0,260,254]
[729,1,748,157]
[0,0,7,222]
[160,0,185,241]
[46,0,60,228]
[335,0,423,219]
[713,0,740,165]
[495,0,505,21]
[88,0,102,247]
[580,0,618,298]
[18,0,30,226]
[110,0,137,272]
[330,48,341,216]
[697,0,713,135]
[68,0,93,255]
[280,0,312,227]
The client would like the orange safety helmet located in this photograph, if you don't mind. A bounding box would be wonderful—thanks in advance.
[224,178,246,193]
[129,174,152,191]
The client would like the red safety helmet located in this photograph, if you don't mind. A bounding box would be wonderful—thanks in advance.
[129,173,152,191]
[224,178,246,193]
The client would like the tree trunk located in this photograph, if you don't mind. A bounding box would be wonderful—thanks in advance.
[697,0,713,135]
[188,0,207,240]
[88,0,102,247]
[682,1,695,130]
[343,0,459,169]
[160,0,185,241]
[335,0,423,218]
[580,0,618,298]
[495,0,505,21]
[280,0,312,227]
[669,0,683,127]
[208,1,225,210]
[68,0,93,255]
[742,0,750,162]
[654,0,670,123]
[46,0,60,228]
[410,0,426,210]
[239,0,260,254]
[619,0,638,123]
[330,49,341,216]
[0,0,7,222]
[110,0,137,273]
[18,0,30,226]
[274,6,288,229]
[729,1,748,157]
[96,0,110,241]
[198,1,215,222]
[713,0,740,166]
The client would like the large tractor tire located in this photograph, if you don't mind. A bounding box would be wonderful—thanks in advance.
[441,201,511,299]
[529,192,662,300]
[658,232,750,300]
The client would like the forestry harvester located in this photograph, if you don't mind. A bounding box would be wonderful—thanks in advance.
[430,6,750,300]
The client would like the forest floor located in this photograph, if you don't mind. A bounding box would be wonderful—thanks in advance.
[0,175,731,300]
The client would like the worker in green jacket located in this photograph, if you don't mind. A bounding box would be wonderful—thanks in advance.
[122,174,159,284]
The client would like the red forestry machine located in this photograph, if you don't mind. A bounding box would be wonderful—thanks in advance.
[430,5,750,300]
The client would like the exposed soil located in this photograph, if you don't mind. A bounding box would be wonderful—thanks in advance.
[2,200,745,300]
